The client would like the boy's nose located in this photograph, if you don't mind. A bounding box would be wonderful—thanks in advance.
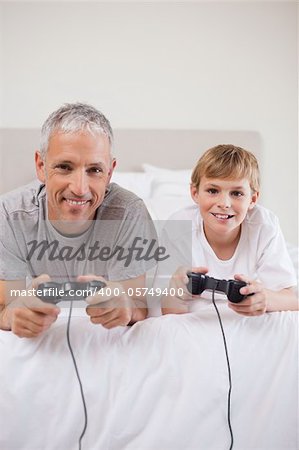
[217,193,231,209]
[69,170,89,197]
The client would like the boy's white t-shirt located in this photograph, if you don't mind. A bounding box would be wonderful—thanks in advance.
[158,204,296,303]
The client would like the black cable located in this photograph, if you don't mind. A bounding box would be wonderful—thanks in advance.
[66,300,88,450]
[211,289,234,450]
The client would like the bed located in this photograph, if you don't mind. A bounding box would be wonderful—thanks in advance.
[0,129,298,450]
[0,308,298,450]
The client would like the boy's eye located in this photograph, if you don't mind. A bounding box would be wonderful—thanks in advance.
[207,188,218,194]
[231,191,244,197]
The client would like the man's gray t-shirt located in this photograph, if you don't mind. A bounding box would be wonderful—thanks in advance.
[0,181,157,283]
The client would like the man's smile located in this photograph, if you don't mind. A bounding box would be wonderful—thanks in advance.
[64,198,91,206]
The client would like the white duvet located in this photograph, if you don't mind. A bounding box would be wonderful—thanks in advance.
[0,305,298,450]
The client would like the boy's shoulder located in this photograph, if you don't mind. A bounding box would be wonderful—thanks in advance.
[246,204,279,227]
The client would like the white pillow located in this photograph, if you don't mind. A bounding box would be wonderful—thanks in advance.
[111,171,153,199]
[142,163,192,198]
[144,196,194,221]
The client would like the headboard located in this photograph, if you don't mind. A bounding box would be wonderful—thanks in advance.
[0,128,262,194]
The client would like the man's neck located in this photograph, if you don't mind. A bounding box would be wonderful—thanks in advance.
[48,219,94,237]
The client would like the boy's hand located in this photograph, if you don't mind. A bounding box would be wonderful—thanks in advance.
[77,275,134,329]
[228,274,267,316]
[4,274,60,338]
[169,266,209,300]
[162,266,209,313]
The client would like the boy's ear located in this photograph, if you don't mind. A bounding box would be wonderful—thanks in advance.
[35,151,46,183]
[190,184,199,203]
[248,191,259,210]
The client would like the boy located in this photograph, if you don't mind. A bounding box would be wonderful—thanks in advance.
[161,144,297,316]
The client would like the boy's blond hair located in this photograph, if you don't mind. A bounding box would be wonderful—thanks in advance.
[191,144,260,192]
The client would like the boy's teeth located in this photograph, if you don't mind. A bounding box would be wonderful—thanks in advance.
[214,214,231,219]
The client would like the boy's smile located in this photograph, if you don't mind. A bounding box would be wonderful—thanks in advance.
[191,177,259,246]
[211,213,235,221]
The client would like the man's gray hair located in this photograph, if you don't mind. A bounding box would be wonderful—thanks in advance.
[40,102,114,159]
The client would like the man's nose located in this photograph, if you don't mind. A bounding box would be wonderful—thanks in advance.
[69,170,89,197]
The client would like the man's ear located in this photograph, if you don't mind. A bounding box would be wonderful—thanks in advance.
[107,158,117,184]
[248,191,259,210]
[190,184,199,204]
[35,151,46,183]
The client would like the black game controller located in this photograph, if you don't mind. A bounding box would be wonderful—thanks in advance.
[36,281,106,304]
[187,272,249,303]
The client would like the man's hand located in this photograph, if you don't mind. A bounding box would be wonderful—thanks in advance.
[78,275,136,329]
[228,274,267,316]
[3,275,60,338]
[162,266,209,314]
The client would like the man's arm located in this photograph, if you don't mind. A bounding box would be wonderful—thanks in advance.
[0,277,60,337]
[79,273,147,328]
[120,274,147,323]
[0,279,26,330]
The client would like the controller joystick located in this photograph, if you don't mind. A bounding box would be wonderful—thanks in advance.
[187,272,249,303]
[36,280,106,304]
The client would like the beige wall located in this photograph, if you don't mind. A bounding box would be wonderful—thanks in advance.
[0,1,297,244]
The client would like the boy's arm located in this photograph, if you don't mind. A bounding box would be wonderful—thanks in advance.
[265,287,298,312]
[229,275,298,315]
[161,297,189,315]
[161,266,189,315]
[161,266,208,315]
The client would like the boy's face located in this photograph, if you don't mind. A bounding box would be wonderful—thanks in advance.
[191,177,259,241]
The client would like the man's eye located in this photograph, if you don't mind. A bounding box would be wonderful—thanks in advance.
[207,188,218,194]
[55,164,72,171]
[87,167,103,174]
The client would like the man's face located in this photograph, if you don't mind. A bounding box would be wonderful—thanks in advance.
[35,131,115,226]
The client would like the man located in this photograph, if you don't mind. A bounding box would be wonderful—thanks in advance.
[0,103,157,337]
